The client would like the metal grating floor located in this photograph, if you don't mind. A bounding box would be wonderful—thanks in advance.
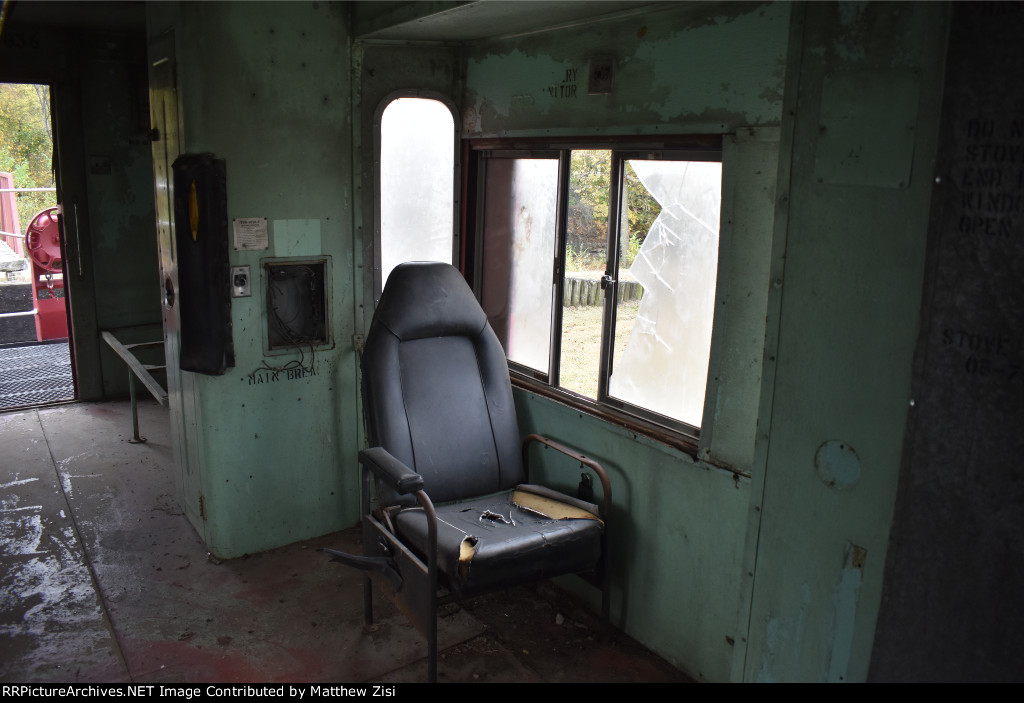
[0,341,74,410]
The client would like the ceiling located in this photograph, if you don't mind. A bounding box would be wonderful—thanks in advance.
[355,1,674,43]
[1,0,146,34]
[1,1,675,44]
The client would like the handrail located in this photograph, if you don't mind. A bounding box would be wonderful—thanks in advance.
[522,433,612,520]
[101,331,168,443]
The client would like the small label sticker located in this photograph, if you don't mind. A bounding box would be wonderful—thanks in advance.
[233,217,268,250]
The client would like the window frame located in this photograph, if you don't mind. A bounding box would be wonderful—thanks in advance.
[467,136,724,452]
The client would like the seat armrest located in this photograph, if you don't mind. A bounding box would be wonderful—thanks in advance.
[359,447,424,495]
[521,434,612,519]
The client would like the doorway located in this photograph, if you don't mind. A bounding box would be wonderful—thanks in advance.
[0,81,75,411]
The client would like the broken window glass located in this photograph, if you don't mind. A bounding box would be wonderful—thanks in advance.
[608,160,722,428]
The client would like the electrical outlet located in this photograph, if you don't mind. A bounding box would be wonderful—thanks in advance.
[230,265,251,297]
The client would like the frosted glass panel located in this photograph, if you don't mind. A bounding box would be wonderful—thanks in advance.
[480,159,559,374]
[609,160,722,427]
[380,98,454,287]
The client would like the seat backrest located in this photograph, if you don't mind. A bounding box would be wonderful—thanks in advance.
[362,262,526,506]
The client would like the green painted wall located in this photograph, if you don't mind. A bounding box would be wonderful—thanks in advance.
[742,2,949,682]
[515,392,753,682]
[148,1,359,557]
[462,1,790,139]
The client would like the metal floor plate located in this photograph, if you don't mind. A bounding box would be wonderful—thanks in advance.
[0,341,74,410]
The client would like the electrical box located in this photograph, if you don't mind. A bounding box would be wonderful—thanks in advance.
[262,257,332,353]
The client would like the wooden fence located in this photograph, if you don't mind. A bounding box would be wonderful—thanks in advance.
[563,275,643,306]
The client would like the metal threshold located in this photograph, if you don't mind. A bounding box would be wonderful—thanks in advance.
[0,340,74,411]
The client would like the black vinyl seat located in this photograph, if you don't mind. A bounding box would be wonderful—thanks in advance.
[326,262,611,682]
[391,483,604,598]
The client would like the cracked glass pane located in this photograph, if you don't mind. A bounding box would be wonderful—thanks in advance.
[609,160,722,427]
[480,158,559,374]
[380,98,454,288]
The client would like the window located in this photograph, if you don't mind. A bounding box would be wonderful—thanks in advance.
[377,96,458,295]
[475,142,722,440]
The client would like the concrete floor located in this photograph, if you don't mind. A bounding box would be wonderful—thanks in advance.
[0,399,692,684]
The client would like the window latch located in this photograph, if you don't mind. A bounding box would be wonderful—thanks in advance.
[600,274,615,290]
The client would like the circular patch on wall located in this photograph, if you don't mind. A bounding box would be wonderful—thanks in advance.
[815,439,861,490]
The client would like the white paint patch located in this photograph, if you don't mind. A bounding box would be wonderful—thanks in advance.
[56,452,103,498]
[826,544,865,682]
[1,477,39,490]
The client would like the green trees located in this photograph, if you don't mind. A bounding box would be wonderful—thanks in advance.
[567,150,610,268]
[566,150,661,271]
[0,83,56,226]
[623,161,660,265]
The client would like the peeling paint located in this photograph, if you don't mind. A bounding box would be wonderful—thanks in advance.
[833,41,866,63]
[466,49,572,120]
[838,2,870,27]
[461,2,789,139]
[755,583,811,682]
[631,3,789,125]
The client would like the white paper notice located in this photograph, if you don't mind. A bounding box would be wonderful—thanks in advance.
[233,217,268,250]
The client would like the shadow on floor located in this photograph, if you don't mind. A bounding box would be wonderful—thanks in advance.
[0,400,692,684]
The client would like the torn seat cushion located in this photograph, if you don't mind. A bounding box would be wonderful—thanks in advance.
[390,485,604,598]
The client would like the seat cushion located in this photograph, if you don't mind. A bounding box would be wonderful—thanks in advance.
[391,486,604,597]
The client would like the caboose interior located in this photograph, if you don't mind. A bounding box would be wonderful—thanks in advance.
[0,0,1021,683]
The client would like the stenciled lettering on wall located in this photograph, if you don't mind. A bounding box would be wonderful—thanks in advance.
[955,118,1024,237]
[941,328,1022,383]
[247,365,318,386]
[547,68,579,99]
[1,32,42,51]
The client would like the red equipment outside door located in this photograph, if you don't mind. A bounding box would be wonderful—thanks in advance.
[23,206,69,341]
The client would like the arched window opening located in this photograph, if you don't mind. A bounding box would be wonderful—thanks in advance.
[378,97,456,292]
